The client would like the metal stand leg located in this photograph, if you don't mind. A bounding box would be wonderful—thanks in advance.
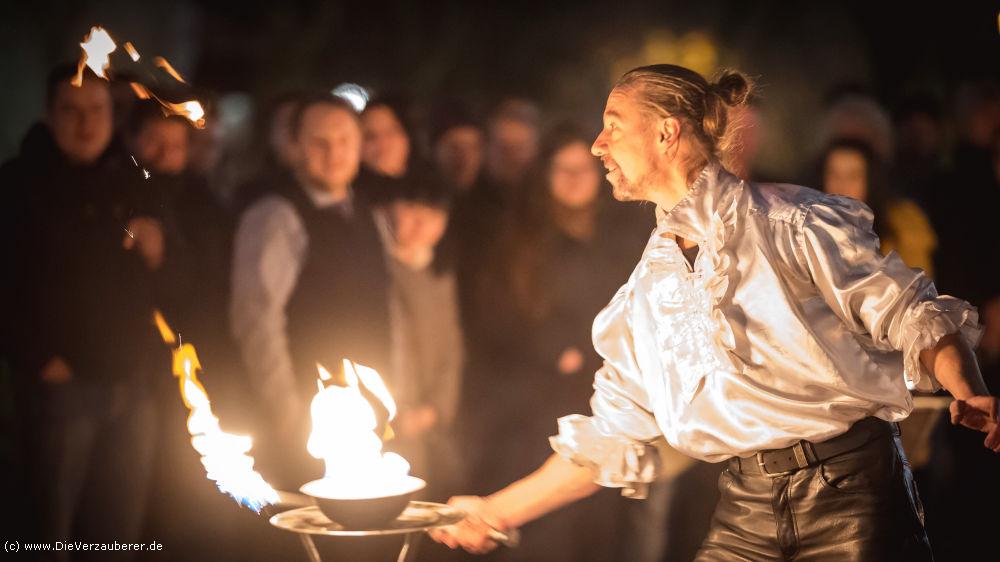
[299,534,323,562]
[396,532,421,562]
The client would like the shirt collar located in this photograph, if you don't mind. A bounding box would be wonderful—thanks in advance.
[654,160,733,246]
[304,184,354,216]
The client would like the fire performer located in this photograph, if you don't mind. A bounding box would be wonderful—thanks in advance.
[432,64,996,560]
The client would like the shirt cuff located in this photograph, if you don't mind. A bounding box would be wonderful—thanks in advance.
[549,414,661,499]
[901,296,982,392]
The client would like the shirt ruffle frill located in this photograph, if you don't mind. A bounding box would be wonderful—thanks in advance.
[651,164,738,403]
[549,414,661,499]
[900,295,982,392]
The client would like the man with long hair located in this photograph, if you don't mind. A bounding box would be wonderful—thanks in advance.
[433,64,995,560]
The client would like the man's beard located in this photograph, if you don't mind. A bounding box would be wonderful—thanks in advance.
[610,169,644,202]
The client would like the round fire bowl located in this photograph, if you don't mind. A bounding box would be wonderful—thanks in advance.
[300,476,426,529]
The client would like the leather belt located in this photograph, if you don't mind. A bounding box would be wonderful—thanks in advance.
[734,417,897,477]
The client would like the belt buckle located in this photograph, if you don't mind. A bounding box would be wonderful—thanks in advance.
[756,442,809,478]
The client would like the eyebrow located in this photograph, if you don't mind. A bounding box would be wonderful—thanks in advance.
[604,110,623,121]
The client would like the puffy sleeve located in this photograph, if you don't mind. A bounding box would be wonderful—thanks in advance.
[549,286,666,498]
[230,196,308,405]
[793,195,981,392]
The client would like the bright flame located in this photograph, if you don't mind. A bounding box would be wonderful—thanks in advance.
[305,360,411,499]
[152,310,278,512]
[129,82,206,128]
[71,26,206,129]
[72,26,116,86]
[162,99,206,128]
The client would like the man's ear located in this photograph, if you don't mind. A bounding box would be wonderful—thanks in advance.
[655,116,681,155]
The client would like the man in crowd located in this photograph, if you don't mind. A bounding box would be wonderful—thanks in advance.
[128,102,232,352]
[230,94,391,487]
[3,63,165,560]
[430,103,485,193]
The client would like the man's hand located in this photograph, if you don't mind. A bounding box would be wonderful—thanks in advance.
[921,332,997,452]
[429,496,509,554]
[123,217,164,271]
[40,356,73,384]
[951,396,1000,452]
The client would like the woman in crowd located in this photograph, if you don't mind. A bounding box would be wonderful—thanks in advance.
[820,137,937,275]
[470,124,652,562]
[373,171,466,504]
[361,96,416,178]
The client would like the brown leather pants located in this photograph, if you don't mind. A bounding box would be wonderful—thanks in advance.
[695,423,933,561]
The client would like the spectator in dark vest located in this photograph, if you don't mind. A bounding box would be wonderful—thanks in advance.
[230,94,391,488]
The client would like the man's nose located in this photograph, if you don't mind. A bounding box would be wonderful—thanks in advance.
[591,132,607,156]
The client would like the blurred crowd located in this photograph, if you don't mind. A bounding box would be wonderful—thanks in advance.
[1,62,998,562]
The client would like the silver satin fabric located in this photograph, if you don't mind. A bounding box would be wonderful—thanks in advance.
[550,162,981,498]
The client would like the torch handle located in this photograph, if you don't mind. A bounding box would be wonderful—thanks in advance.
[487,527,520,548]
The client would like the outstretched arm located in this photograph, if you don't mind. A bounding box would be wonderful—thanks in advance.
[920,333,999,451]
[792,197,994,450]
[430,454,600,553]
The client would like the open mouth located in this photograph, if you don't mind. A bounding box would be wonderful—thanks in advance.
[604,165,621,181]
[602,158,620,178]
[601,158,616,170]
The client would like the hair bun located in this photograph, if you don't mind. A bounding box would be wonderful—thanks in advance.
[711,70,753,107]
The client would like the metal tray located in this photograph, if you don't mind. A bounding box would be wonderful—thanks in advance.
[269,501,464,537]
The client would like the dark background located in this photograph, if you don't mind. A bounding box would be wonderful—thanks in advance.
[2,0,997,179]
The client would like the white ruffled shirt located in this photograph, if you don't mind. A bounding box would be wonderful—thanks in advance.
[550,162,981,498]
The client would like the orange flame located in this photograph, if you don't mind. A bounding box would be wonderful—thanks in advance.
[71,26,206,129]
[72,26,116,87]
[128,82,206,128]
[153,56,187,83]
[124,41,141,62]
[161,99,206,128]
[152,310,277,511]
[130,82,152,100]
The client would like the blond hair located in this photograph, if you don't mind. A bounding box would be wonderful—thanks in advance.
[615,64,753,172]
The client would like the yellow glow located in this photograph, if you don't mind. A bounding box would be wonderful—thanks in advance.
[608,29,720,85]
